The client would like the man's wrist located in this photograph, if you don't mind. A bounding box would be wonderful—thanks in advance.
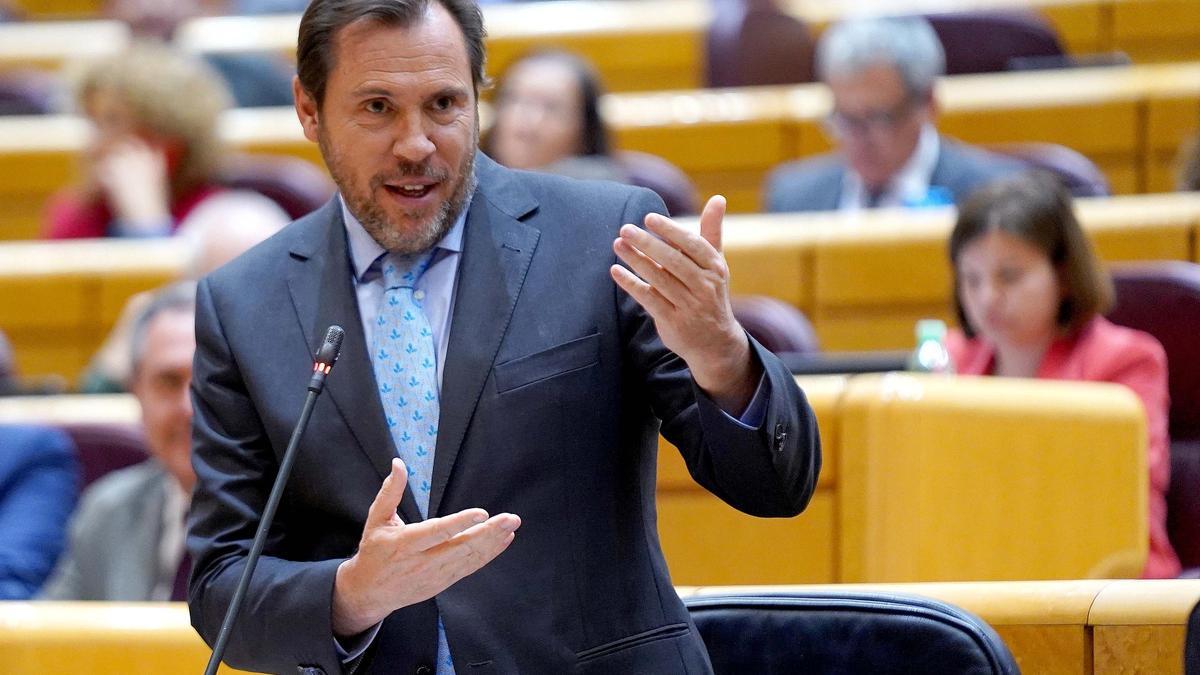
[332,558,379,638]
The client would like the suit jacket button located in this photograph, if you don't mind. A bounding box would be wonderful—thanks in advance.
[416,666,433,675]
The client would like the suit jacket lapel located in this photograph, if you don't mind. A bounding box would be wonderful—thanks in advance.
[285,199,423,524]
[427,155,540,517]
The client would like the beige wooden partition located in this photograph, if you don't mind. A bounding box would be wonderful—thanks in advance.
[837,373,1147,583]
[0,239,187,381]
[4,582,1193,674]
[685,580,1200,675]
[657,374,1148,586]
[717,191,1200,352]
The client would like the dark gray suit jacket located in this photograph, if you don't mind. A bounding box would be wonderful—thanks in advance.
[42,461,170,601]
[764,136,1024,213]
[187,154,821,674]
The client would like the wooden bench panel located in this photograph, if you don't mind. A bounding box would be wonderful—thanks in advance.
[838,374,1148,583]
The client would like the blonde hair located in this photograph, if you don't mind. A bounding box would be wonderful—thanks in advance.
[74,41,233,196]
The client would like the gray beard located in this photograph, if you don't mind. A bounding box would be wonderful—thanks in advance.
[320,132,477,255]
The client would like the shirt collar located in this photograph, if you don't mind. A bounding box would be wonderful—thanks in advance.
[341,193,469,282]
[890,123,941,204]
[841,123,941,207]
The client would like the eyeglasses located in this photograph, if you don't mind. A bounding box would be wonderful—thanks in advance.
[824,97,923,139]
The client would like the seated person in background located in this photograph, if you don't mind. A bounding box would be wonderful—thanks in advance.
[946,171,1181,579]
[42,43,289,239]
[80,206,287,393]
[484,49,628,183]
[104,0,296,108]
[765,16,1021,213]
[41,283,197,600]
[0,426,78,599]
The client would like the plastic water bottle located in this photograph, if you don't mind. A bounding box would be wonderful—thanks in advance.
[909,319,954,374]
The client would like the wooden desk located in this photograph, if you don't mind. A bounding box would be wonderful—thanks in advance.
[0,602,248,675]
[690,580,1200,675]
[0,20,126,72]
[1110,0,1200,64]
[657,374,1148,587]
[657,375,845,586]
[4,61,1200,232]
[711,192,1200,351]
[0,238,187,379]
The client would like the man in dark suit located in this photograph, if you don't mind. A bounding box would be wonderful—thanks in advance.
[187,1,820,673]
[764,16,1022,213]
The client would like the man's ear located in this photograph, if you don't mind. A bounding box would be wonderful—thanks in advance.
[293,75,320,143]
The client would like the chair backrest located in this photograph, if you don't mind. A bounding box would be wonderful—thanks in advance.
[1187,598,1200,675]
[991,142,1111,198]
[60,423,148,491]
[730,295,819,354]
[219,153,336,220]
[705,0,814,88]
[686,592,1019,674]
[925,10,1066,75]
[0,69,58,116]
[1109,261,1200,570]
[616,150,700,216]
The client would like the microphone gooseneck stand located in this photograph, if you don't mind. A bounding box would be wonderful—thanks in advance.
[203,325,345,675]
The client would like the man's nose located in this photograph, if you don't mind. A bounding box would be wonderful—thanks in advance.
[391,112,436,164]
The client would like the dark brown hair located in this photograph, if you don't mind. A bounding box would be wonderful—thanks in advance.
[297,0,489,108]
[487,49,611,157]
[948,171,1114,338]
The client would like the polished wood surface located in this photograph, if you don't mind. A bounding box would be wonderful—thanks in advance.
[2,581,1193,674]
[688,579,1200,675]
[838,373,1147,583]
[0,238,186,379]
[0,602,249,675]
[4,61,1200,233]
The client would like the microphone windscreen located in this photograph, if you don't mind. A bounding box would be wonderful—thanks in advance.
[316,325,345,367]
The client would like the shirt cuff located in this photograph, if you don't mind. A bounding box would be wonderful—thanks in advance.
[334,622,382,663]
[723,372,769,430]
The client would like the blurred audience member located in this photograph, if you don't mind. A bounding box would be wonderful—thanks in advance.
[42,43,289,240]
[104,0,294,107]
[485,50,628,183]
[0,426,79,599]
[765,16,1021,213]
[1177,132,1200,192]
[42,283,196,600]
[945,172,1181,579]
[229,0,310,14]
[80,212,284,393]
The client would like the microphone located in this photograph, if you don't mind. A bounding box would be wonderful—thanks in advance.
[203,325,345,675]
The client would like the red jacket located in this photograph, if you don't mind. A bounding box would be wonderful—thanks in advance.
[947,316,1180,579]
[42,184,223,239]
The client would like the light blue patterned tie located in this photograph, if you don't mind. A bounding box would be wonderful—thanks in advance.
[369,250,455,675]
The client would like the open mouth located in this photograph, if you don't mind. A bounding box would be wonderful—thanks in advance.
[384,183,436,199]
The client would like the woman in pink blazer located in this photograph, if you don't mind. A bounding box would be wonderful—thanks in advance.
[945,172,1180,578]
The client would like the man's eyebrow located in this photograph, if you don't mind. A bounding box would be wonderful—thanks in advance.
[350,86,395,99]
[429,85,469,101]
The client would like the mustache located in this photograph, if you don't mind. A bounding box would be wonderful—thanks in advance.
[371,162,449,187]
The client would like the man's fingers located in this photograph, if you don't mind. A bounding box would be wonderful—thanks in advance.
[698,194,727,252]
[364,458,409,530]
[613,237,690,307]
[610,264,675,319]
[423,513,522,577]
[401,507,493,551]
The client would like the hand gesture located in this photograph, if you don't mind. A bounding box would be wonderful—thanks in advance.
[91,135,172,233]
[610,195,760,412]
[331,458,521,637]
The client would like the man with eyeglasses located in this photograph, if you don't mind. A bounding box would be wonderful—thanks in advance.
[765,16,1021,213]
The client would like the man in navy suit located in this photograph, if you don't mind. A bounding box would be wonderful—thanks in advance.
[764,16,1022,213]
[187,0,821,672]
[0,425,78,599]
